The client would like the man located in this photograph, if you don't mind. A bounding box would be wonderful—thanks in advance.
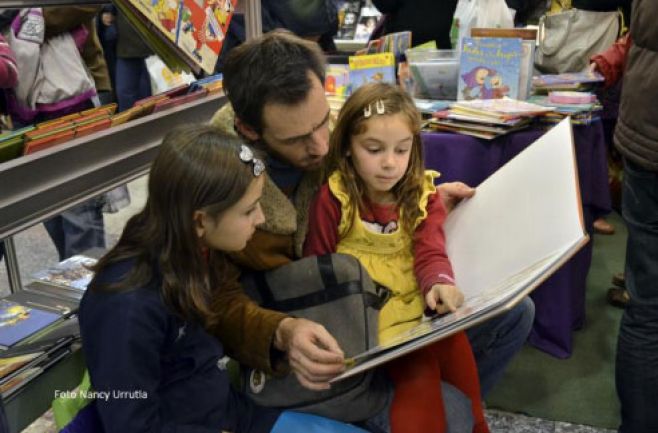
[210,30,534,427]
[612,0,658,431]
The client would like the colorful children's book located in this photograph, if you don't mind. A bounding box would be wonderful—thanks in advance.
[533,71,605,87]
[348,52,396,92]
[0,299,62,349]
[325,64,350,96]
[0,352,45,381]
[31,255,97,292]
[115,0,237,75]
[470,28,537,100]
[379,31,412,62]
[457,37,523,101]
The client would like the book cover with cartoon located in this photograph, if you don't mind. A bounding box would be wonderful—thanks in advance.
[458,37,523,101]
[176,0,237,75]
[128,0,180,42]
[348,52,396,92]
[0,300,61,348]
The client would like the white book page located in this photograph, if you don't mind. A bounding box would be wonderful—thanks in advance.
[444,118,586,300]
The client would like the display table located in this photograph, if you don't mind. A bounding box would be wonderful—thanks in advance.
[422,119,611,358]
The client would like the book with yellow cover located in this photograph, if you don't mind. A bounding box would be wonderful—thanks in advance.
[348,52,396,92]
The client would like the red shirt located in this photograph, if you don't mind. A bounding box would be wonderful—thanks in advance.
[304,183,455,296]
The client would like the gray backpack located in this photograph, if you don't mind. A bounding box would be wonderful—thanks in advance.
[240,253,391,422]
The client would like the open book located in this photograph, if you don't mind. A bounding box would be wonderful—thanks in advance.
[333,117,588,381]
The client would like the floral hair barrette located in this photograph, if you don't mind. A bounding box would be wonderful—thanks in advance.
[363,100,386,118]
[239,144,265,177]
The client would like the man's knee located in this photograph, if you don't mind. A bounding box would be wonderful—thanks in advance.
[442,382,474,433]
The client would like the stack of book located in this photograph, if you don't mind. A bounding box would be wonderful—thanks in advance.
[0,74,223,163]
[427,98,554,139]
[0,333,76,399]
[532,71,605,93]
[0,255,94,398]
[528,91,603,125]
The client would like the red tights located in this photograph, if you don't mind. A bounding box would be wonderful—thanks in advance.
[386,331,489,433]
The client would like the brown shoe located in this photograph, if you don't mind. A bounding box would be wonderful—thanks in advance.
[607,287,630,308]
[594,218,615,235]
[612,272,626,288]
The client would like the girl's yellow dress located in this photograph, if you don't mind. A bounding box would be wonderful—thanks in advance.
[328,170,440,344]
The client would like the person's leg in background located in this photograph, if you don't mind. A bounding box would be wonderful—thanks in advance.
[115,57,151,112]
[467,297,535,397]
[43,198,106,261]
[615,159,658,433]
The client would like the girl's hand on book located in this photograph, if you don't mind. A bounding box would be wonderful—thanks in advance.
[426,284,464,314]
[438,182,475,213]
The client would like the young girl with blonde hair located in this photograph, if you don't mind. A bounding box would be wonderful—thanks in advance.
[305,83,489,433]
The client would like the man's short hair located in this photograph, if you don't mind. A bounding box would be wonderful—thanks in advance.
[223,30,326,134]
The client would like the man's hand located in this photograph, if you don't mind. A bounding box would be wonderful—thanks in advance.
[425,284,464,314]
[274,318,345,390]
[438,182,475,213]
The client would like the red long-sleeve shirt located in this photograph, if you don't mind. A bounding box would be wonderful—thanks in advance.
[303,183,455,296]
[591,33,632,88]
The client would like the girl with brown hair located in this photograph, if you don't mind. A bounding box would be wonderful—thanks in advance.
[79,124,367,433]
[305,83,489,433]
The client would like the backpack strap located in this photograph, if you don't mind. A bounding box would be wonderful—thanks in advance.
[252,254,391,312]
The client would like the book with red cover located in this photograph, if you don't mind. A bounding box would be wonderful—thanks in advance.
[23,129,75,155]
[75,118,112,138]
[152,89,208,113]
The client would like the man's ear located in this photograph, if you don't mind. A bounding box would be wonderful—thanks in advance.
[235,117,260,142]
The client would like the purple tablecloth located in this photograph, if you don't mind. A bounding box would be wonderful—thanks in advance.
[422,119,611,358]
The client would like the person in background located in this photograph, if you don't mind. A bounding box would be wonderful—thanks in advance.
[96,5,118,103]
[215,0,338,72]
[304,82,490,433]
[371,0,458,49]
[611,0,658,431]
[39,7,113,260]
[590,33,632,307]
[80,124,368,433]
[210,30,534,432]
[43,6,112,105]
[114,9,152,112]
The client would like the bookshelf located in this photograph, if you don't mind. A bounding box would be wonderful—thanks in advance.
[0,93,227,291]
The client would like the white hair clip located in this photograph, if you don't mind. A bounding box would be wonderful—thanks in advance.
[239,144,265,177]
[363,100,386,118]
[375,99,386,114]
